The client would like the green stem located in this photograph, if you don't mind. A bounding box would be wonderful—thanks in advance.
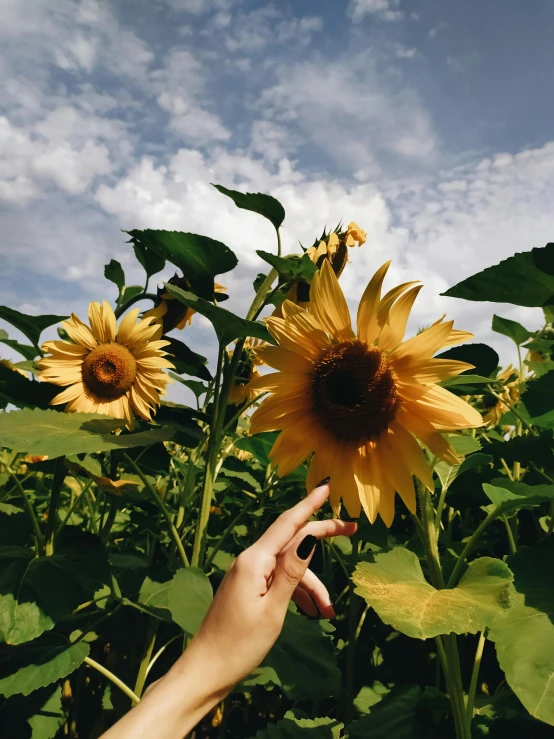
[100,498,118,540]
[502,515,517,554]
[83,656,140,705]
[434,484,449,541]
[56,478,93,539]
[45,457,66,555]
[124,453,190,568]
[275,227,282,258]
[114,292,157,319]
[443,633,469,739]
[344,536,360,723]
[486,386,538,435]
[134,619,159,698]
[11,473,44,554]
[465,631,486,730]
[447,507,502,588]
[85,487,100,536]
[145,634,182,679]
[245,268,278,321]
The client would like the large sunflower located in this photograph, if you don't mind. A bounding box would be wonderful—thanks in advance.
[248,260,482,525]
[39,301,173,428]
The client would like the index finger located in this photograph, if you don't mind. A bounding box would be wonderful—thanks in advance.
[252,481,330,556]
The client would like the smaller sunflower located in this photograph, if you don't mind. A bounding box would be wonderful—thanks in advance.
[482,365,520,426]
[144,274,227,339]
[228,338,264,406]
[39,301,174,428]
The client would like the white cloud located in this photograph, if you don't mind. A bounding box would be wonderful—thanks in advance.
[348,0,404,23]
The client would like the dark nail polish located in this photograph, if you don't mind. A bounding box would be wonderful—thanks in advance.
[297,534,317,560]
[316,476,330,487]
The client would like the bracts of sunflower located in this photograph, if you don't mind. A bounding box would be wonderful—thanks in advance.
[246,260,483,526]
[144,273,227,340]
[38,301,174,429]
[227,338,264,406]
[274,222,367,315]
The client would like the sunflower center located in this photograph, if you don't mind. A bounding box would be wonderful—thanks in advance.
[82,343,137,399]
[311,340,399,443]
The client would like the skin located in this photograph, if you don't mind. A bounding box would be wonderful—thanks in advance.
[101,482,356,739]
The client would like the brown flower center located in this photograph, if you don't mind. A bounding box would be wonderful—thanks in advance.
[82,342,137,399]
[311,340,399,443]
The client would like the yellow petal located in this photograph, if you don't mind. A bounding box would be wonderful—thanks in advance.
[378,285,423,352]
[309,260,353,342]
[388,422,434,490]
[50,382,85,405]
[376,281,420,329]
[394,358,475,385]
[264,316,325,362]
[117,308,141,346]
[403,385,483,429]
[62,314,97,350]
[356,261,391,345]
[255,345,313,374]
[102,301,117,342]
[355,444,380,523]
[270,422,318,476]
[377,432,416,513]
[390,321,454,363]
[40,341,88,357]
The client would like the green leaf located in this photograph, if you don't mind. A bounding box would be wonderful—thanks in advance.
[104,259,125,292]
[166,337,211,381]
[521,370,554,427]
[0,409,174,459]
[445,433,482,455]
[0,338,37,361]
[27,686,64,739]
[170,374,208,398]
[485,431,554,468]
[437,344,499,378]
[492,315,532,345]
[0,364,58,410]
[442,243,554,307]
[120,285,143,304]
[482,479,554,514]
[353,548,512,639]
[0,634,89,697]
[235,432,278,466]
[133,240,165,277]
[0,307,67,348]
[126,230,237,299]
[138,568,212,636]
[243,610,341,700]
[489,537,554,725]
[0,529,110,644]
[213,184,285,230]
[256,251,316,283]
[251,714,343,738]
[348,685,425,739]
[164,284,273,345]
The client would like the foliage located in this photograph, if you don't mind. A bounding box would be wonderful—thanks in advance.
[0,188,553,738]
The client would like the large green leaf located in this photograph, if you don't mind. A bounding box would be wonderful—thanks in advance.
[492,315,532,345]
[521,370,554,428]
[213,184,285,230]
[348,686,430,739]
[0,307,67,347]
[0,634,89,697]
[126,230,237,299]
[442,243,554,307]
[235,432,278,467]
[104,260,125,292]
[164,284,274,345]
[437,344,499,378]
[489,537,554,725]
[251,714,342,738]
[482,479,554,514]
[352,548,512,639]
[242,610,341,700]
[0,529,110,644]
[132,239,166,277]
[138,567,212,636]
[27,687,64,739]
[0,409,174,458]
[256,251,316,283]
[0,338,37,361]
[485,431,554,468]
[0,364,58,410]
[166,336,211,381]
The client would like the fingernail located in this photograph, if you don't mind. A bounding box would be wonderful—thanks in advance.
[297,534,317,560]
[316,476,330,487]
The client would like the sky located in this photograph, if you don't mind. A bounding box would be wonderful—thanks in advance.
[1,0,553,397]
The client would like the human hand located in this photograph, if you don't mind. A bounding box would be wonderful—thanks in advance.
[179,479,357,695]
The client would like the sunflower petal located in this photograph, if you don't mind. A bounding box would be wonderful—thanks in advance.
[309,259,353,341]
[62,315,97,350]
[357,261,391,345]
[378,285,423,351]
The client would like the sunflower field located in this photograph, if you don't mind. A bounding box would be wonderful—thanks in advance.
[0,186,553,739]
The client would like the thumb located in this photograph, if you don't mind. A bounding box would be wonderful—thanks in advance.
[267,534,317,607]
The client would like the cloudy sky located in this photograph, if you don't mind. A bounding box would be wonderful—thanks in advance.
[1,0,553,390]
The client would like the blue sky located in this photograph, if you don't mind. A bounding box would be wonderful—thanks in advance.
[1,0,553,386]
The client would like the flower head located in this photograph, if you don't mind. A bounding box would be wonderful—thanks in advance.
[39,301,174,428]
[248,261,482,525]
[228,338,264,406]
[482,365,520,426]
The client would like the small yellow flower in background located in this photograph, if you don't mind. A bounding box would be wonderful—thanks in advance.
[344,221,367,247]
[248,260,482,526]
[39,301,174,428]
[482,365,520,426]
[228,338,264,406]
[144,274,227,340]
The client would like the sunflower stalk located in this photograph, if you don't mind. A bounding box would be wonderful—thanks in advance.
[10,471,44,555]
[45,456,66,555]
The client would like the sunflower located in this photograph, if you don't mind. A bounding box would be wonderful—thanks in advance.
[247,260,482,525]
[39,301,174,428]
[144,274,227,340]
[228,338,264,406]
[482,365,520,426]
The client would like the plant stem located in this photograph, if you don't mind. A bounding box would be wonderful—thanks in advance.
[434,484,449,540]
[83,656,140,705]
[465,631,486,730]
[344,536,360,724]
[114,292,158,319]
[124,453,190,568]
[485,386,538,435]
[502,515,517,554]
[145,634,182,679]
[134,619,159,698]
[45,457,66,555]
[56,478,93,539]
[11,473,44,554]
[447,507,502,588]
[245,268,278,321]
[275,227,282,257]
